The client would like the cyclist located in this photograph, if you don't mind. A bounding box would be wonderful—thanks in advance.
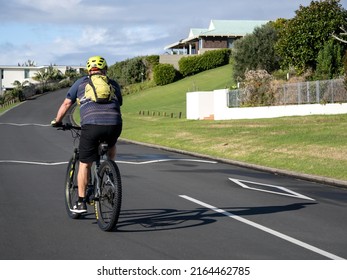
[51,56,123,213]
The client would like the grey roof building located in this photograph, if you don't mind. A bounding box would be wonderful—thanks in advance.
[161,20,268,68]
[164,20,269,55]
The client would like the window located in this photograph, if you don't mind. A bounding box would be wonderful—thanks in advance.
[199,38,203,49]
[227,38,235,48]
[24,69,30,79]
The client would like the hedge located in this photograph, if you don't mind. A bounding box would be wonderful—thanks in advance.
[178,49,231,77]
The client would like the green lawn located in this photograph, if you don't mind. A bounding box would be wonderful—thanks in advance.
[71,65,347,181]
[122,64,234,118]
[121,65,347,182]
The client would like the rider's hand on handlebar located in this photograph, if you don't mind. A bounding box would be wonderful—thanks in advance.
[51,118,62,127]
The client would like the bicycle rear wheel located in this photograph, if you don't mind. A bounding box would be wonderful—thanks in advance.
[64,156,81,219]
[94,160,122,231]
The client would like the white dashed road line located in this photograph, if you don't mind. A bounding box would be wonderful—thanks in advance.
[180,195,344,260]
[0,160,68,166]
[0,123,50,127]
[0,159,216,166]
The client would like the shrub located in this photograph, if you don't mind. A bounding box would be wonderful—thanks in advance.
[178,56,201,77]
[179,49,231,77]
[233,22,280,81]
[241,70,274,106]
[108,55,159,87]
[153,64,177,86]
[200,49,230,70]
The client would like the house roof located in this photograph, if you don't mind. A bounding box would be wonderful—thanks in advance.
[203,20,269,37]
[165,19,269,49]
[187,28,208,39]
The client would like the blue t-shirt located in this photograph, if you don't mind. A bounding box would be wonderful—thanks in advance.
[66,76,122,126]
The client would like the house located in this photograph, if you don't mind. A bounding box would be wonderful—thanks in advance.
[0,65,85,95]
[160,19,269,68]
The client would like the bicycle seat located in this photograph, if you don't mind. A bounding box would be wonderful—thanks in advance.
[98,142,109,156]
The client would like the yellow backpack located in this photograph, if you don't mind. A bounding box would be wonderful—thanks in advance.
[84,75,115,104]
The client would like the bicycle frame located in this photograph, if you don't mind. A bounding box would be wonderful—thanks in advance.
[90,159,101,201]
[59,122,122,231]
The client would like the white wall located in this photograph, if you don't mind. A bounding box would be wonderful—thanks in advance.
[186,91,214,119]
[0,65,85,89]
[187,89,347,120]
[0,67,45,88]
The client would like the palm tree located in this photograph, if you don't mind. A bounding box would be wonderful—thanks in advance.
[46,65,64,82]
[11,80,30,101]
[32,69,49,93]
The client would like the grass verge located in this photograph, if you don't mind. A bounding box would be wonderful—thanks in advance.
[121,65,347,182]
[121,113,347,181]
[0,101,21,115]
[74,65,347,182]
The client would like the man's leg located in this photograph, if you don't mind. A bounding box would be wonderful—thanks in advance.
[107,144,116,161]
[77,161,92,198]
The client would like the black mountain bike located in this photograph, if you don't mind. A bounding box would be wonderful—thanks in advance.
[58,123,122,231]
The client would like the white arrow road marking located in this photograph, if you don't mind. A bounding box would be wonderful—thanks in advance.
[229,177,315,201]
[180,195,344,260]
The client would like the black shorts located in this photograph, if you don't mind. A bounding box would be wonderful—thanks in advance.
[79,124,122,163]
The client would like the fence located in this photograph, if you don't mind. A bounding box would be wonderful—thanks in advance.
[0,99,18,109]
[228,79,347,107]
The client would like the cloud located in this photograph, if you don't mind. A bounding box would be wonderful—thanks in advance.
[0,0,325,65]
[16,0,82,11]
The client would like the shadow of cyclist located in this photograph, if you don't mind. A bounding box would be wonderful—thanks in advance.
[114,202,316,232]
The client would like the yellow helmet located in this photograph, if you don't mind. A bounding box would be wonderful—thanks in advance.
[86,56,107,71]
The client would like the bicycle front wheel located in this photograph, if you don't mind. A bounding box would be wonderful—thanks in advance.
[64,156,81,219]
[94,160,122,231]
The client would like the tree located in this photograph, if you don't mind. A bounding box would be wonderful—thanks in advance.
[33,68,49,91]
[275,0,347,74]
[142,55,159,81]
[108,60,127,87]
[108,56,147,87]
[232,21,281,81]
[315,40,344,80]
[65,67,79,80]
[32,65,64,92]
[332,26,347,43]
[11,80,30,101]
[45,65,64,82]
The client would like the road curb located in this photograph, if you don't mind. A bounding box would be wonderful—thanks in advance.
[120,138,347,190]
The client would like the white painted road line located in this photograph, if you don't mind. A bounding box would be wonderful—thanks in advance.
[0,158,217,166]
[0,123,50,127]
[180,195,344,260]
[0,160,68,166]
[229,177,315,201]
[116,159,217,165]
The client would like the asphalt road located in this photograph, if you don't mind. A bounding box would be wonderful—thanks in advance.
[0,89,347,260]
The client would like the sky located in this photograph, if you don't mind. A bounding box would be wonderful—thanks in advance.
[0,0,346,66]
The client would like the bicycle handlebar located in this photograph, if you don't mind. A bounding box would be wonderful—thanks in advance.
[56,123,81,131]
